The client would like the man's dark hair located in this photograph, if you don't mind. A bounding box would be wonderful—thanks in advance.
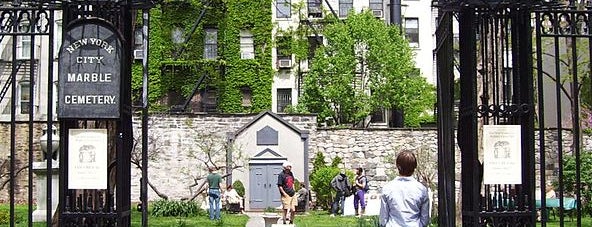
[396,150,417,176]
[357,167,363,174]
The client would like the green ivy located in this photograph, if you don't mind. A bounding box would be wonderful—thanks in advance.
[132,0,273,113]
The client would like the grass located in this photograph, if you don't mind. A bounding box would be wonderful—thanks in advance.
[130,210,248,227]
[4,204,592,227]
[0,204,46,227]
[0,204,248,227]
[293,211,378,227]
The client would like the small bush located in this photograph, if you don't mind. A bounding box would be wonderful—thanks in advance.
[310,166,340,210]
[233,180,245,197]
[0,209,22,224]
[0,209,8,224]
[151,199,200,217]
[563,151,592,216]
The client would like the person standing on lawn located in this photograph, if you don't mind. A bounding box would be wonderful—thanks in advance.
[353,167,367,217]
[278,161,297,224]
[330,168,351,217]
[379,150,430,227]
[206,166,223,220]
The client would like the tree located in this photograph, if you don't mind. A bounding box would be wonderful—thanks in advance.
[300,10,435,127]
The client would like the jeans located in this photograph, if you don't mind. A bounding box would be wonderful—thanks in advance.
[331,191,345,215]
[208,188,221,220]
[354,189,366,209]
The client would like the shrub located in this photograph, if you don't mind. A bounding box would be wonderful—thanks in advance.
[233,180,245,197]
[310,154,357,210]
[563,150,592,216]
[310,166,341,210]
[0,209,8,225]
[151,199,200,217]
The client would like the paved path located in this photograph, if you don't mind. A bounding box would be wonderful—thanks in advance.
[245,212,295,227]
[245,212,266,227]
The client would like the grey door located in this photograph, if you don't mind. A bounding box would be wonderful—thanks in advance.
[249,164,283,209]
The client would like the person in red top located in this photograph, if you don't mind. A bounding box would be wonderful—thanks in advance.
[277,161,296,224]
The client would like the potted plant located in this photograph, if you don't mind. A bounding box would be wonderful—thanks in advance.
[262,207,280,227]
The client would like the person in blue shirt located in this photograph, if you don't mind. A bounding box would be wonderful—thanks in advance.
[379,150,430,227]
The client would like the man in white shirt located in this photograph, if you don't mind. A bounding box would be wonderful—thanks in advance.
[379,150,430,227]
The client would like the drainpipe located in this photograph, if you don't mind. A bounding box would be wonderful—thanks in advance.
[390,0,402,26]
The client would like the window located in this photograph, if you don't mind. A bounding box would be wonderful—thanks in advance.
[339,0,353,18]
[370,108,385,123]
[277,36,292,59]
[308,36,322,60]
[201,89,217,112]
[276,0,291,18]
[241,87,252,107]
[204,28,218,59]
[369,0,383,11]
[17,35,31,59]
[308,0,322,18]
[171,26,184,44]
[240,30,255,59]
[19,81,30,114]
[54,20,62,58]
[404,18,419,47]
[134,26,143,48]
[277,88,292,112]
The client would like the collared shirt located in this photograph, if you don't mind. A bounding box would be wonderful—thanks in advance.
[379,176,430,227]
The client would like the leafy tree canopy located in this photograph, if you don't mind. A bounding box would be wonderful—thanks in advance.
[300,10,435,127]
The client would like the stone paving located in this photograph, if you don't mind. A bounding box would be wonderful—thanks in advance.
[245,212,295,227]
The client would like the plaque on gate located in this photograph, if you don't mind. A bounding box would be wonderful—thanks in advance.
[58,20,122,119]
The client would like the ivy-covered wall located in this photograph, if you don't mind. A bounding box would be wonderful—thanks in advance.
[131,0,273,113]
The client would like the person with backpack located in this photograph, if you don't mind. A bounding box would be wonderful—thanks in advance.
[330,168,351,217]
[353,167,368,217]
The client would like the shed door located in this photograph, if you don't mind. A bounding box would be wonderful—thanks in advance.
[249,164,283,209]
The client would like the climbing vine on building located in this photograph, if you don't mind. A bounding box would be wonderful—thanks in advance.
[131,0,273,113]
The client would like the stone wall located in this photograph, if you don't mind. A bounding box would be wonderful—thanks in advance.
[310,128,440,192]
[129,113,317,202]
[0,123,44,203]
[3,115,592,206]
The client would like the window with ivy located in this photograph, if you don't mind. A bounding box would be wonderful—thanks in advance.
[308,36,322,60]
[240,30,255,59]
[204,28,218,59]
[277,88,292,112]
[276,0,291,18]
[339,0,353,18]
[201,89,218,112]
[241,87,252,107]
[276,36,292,59]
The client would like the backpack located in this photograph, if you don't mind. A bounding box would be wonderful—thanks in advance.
[362,176,370,192]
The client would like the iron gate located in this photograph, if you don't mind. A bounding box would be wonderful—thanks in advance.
[0,1,153,226]
[436,0,592,226]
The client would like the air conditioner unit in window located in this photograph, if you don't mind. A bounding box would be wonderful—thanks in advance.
[133,49,143,60]
[372,10,383,18]
[278,59,292,69]
[241,52,254,59]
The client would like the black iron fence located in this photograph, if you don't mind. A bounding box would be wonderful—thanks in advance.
[1,0,153,226]
[436,0,592,226]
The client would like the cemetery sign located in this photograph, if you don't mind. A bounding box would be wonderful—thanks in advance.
[58,19,122,119]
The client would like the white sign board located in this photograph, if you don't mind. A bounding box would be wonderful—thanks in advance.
[483,125,522,185]
[68,129,108,189]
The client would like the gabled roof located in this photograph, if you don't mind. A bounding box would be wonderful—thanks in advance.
[233,110,304,137]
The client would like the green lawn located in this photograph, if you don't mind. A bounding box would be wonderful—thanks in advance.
[4,204,592,227]
[130,210,248,227]
[292,212,378,227]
